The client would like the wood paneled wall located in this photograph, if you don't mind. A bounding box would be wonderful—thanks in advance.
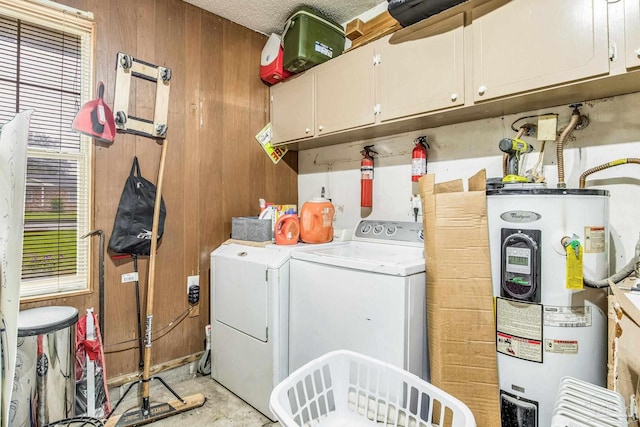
[20,0,298,377]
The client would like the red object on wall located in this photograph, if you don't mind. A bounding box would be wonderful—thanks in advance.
[360,145,377,208]
[261,33,293,85]
[411,136,429,182]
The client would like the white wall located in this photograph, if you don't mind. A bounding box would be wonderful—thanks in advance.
[298,92,640,271]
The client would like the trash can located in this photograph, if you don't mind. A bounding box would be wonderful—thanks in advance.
[11,306,79,427]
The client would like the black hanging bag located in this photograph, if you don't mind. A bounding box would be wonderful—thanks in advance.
[108,157,166,255]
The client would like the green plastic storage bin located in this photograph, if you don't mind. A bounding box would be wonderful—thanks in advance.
[283,6,345,73]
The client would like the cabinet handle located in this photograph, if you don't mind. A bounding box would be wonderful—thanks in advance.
[451,93,458,102]
[305,128,310,134]
[478,85,487,96]
[318,125,324,132]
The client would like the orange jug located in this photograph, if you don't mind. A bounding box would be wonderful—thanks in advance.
[275,214,300,245]
[299,198,335,244]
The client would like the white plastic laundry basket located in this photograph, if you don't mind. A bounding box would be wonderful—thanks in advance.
[270,350,475,427]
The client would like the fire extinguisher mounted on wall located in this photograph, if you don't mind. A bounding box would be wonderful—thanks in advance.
[411,136,430,182]
[360,145,377,209]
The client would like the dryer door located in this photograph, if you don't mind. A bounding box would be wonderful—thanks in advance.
[214,251,268,342]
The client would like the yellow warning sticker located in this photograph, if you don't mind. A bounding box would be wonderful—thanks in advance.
[566,243,583,290]
[255,123,288,164]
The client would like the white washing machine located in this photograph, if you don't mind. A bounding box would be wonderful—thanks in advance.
[289,220,427,379]
[210,241,347,420]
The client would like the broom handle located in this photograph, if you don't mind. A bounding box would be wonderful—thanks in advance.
[142,138,169,402]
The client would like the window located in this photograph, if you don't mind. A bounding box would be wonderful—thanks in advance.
[0,0,94,297]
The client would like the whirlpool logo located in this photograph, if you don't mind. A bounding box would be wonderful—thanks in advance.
[500,210,541,223]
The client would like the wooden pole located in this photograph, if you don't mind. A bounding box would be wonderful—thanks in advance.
[141,137,168,411]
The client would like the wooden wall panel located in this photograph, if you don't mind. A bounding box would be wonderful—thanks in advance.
[22,0,298,378]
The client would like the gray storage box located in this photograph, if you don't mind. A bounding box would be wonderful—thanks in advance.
[232,217,272,242]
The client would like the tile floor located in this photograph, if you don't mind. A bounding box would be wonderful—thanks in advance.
[109,373,279,426]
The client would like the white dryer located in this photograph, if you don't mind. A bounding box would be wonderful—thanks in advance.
[210,243,291,420]
[210,241,347,420]
[288,220,427,380]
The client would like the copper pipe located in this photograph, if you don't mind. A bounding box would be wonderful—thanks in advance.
[579,158,640,188]
[556,111,581,188]
[503,126,530,177]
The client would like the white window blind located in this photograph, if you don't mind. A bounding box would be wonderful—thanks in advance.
[0,0,94,297]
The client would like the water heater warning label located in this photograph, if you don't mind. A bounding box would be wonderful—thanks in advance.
[496,298,542,340]
[544,306,592,327]
[584,226,606,253]
[544,339,578,354]
[496,298,543,362]
[497,332,543,362]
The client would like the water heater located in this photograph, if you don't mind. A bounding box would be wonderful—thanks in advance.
[487,185,609,427]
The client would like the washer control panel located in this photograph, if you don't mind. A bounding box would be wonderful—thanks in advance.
[354,220,424,245]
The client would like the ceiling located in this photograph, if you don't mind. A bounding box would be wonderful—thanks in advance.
[183,0,388,36]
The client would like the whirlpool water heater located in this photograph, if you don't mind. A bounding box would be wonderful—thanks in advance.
[487,185,609,427]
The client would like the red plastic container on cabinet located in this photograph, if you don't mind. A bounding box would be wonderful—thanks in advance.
[261,33,292,85]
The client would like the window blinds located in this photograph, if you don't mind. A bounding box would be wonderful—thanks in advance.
[0,0,94,297]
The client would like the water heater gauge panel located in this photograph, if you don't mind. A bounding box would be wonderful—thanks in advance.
[500,228,541,303]
[506,246,531,275]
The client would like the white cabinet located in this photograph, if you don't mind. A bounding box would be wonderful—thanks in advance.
[376,14,465,122]
[270,72,314,143]
[270,44,375,144]
[471,0,609,102]
[625,0,640,69]
[269,0,633,148]
[315,44,376,135]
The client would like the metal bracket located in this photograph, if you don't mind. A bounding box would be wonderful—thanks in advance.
[113,52,172,139]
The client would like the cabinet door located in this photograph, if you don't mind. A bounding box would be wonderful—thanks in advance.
[377,14,465,122]
[270,72,314,144]
[315,44,376,135]
[626,0,640,69]
[471,0,609,102]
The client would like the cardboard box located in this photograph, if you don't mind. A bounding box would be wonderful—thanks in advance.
[608,279,640,426]
[419,169,501,427]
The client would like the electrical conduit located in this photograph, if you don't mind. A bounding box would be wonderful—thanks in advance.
[578,158,640,287]
[556,111,581,189]
[579,158,640,189]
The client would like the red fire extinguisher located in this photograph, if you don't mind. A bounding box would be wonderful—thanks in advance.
[360,145,377,208]
[411,136,430,182]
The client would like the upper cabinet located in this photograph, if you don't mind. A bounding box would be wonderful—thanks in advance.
[270,44,375,144]
[270,71,314,143]
[376,14,465,122]
[471,0,609,102]
[270,0,640,148]
[315,44,376,135]
[625,0,640,69]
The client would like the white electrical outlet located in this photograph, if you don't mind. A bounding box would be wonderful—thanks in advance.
[121,272,138,283]
[187,275,199,294]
